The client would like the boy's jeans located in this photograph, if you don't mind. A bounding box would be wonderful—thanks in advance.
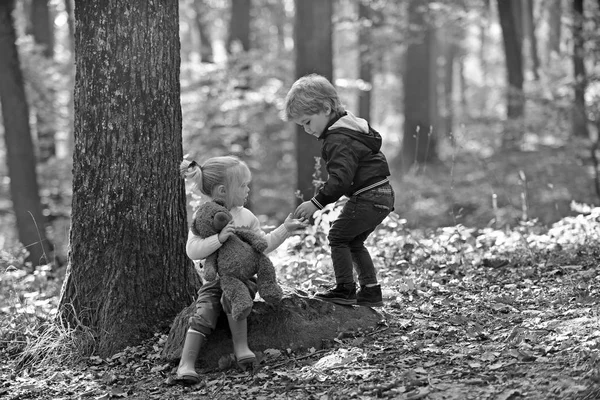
[327,183,395,287]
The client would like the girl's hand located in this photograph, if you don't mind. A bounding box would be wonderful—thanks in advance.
[284,213,309,232]
[218,221,236,243]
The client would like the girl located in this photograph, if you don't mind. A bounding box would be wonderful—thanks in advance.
[177,156,306,383]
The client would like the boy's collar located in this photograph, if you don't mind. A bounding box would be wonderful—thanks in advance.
[319,111,347,139]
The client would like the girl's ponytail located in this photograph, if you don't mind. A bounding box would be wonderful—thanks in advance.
[180,159,205,194]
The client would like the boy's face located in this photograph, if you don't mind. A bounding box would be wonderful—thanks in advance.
[292,106,332,138]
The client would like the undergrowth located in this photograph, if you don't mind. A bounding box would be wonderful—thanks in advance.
[1,199,600,378]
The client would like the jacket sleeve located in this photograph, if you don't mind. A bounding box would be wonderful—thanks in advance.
[312,137,360,209]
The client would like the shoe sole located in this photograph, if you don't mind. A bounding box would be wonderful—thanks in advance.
[175,373,200,385]
[316,296,357,306]
[357,300,383,307]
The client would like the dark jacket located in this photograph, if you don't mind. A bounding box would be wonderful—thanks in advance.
[311,111,391,209]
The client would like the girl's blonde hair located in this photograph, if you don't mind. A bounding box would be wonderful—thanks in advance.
[283,74,344,121]
[180,156,250,209]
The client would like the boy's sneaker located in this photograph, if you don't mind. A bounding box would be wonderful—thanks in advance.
[315,283,357,305]
[357,284,383,307]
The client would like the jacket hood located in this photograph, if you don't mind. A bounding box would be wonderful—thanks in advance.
[326,111,382,153]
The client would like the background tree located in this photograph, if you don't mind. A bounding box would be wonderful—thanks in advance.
[358,1,373,121]
[0,0,50,267]
[28,0,56,162]
[545,0,562,63]
[192,0,214,63]
[402,0,439,172]
[228,0,250,53]
[572,0,588,138]
[294,0,333,202]
[523,0,540,80]
[497,0,524,148]
[57,0,200,357]
[439,9,463,139]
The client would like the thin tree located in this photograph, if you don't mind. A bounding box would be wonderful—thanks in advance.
[28,0,56,162]
[572,0,588,138]
[57,0,200,357]
[546,0,562,63]
[192,0,214,63]
[358,1,372,122]
[523,0,540,80]
[0,0,50,267]
[497,0,524,148]
[402,0,438,172]
[294,0,333,202]
[228,0,250,53]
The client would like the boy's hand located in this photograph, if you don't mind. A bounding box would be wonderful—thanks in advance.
[294,201,318,221]
[283,213,309,232]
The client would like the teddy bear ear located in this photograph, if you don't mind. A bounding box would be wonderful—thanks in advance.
[214,199,226,207]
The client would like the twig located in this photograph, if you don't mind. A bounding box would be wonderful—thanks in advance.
[270,349,331,368]
[280,383,333,391]
[367,326,390,336]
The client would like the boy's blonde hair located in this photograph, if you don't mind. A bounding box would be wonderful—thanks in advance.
[284,74,344,121]
[180,156,250,209]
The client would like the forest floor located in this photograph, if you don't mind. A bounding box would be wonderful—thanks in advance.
[1,139,600,399]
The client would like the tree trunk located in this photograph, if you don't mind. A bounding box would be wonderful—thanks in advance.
[30,0,56,162]
[227,0,250,53]
[546,0,562,62]
[571,0,588,138]
[0,0,50,267]
[192,0,214,63]
[57,0,201,358]
[523,0,540,80]
[497,0,524,148]
[358,1,372,122]
[294,0,333,203]
[402,0,438,172]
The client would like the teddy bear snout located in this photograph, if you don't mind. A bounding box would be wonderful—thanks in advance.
[213,211,232,231]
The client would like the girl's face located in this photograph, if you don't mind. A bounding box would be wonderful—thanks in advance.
[229,177,250,208]
[293,105,332,138]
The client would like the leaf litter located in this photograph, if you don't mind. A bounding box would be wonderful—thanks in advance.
[2,202,600,399]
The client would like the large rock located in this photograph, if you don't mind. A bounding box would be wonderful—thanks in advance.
[161,286,382,369]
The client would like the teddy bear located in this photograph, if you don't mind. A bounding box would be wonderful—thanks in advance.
[191,199,284,321]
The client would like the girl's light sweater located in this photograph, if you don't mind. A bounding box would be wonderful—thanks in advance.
[186,206,290,261]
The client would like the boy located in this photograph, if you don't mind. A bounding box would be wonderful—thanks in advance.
[285,74,395,307]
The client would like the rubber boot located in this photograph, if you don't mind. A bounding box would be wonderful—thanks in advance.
[226,314,256,371]
[176,329,205,384]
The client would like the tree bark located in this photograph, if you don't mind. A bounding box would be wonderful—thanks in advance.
[294,0,333,203]
[402,0,438,172]
[497,0,525,148]
[30,0,56,162]
[227,0,250,53]
[571,0,588,138]
[57,0,201,357]
[0,0,50,267]
[358,1,372,122]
